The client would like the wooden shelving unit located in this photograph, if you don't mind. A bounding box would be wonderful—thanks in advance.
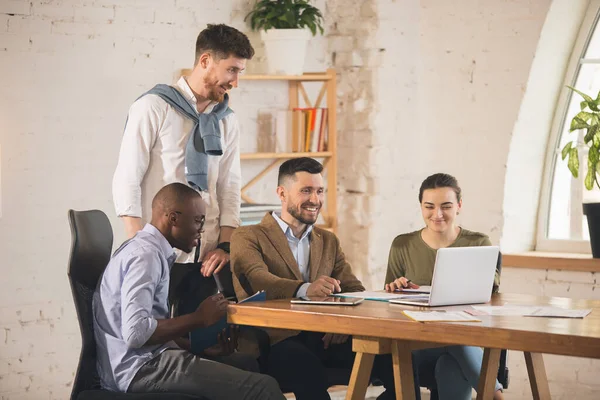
[238,68,338,233]
[179,68,338,232]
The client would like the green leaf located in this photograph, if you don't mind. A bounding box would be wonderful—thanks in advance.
[574,111,594,122]
[567,86,600,112]
[585,161,595,190]
[562,141,573,160]
[568,147,579,178]
[585,125,599,144]
[589,145,598,165]
[570,117,590,132]
[568,85,595,103]
[582,100,589,111]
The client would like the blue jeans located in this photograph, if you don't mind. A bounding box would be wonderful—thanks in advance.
[413,346,502,400]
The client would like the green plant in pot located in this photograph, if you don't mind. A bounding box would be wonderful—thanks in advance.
[245,0,324,75]
[561,86,600,257]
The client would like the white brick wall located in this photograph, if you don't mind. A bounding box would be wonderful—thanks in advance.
[1,0,598,398]
[356,0,552,287]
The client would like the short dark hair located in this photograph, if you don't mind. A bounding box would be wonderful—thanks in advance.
[418,173,462,203]
[278,157,323,186]
[152,182,201,211]
[195,24,255,64]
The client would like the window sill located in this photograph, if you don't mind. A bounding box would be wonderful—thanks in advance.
[503,252,600,273]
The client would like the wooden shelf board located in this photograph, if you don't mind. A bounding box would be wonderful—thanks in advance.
[179,70,332,81]
[241,151,333,160]
[503,251,600,272]
[240,73,332,81]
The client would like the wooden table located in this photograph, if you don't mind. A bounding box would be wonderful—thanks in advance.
[228,293,600,400]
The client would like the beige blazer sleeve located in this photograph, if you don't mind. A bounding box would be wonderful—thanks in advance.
[231,227,304,300]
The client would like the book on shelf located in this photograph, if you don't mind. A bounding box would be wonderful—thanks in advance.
[292,107,329,153]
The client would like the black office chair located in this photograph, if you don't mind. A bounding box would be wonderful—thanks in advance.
[421,252,509,399]
[67,209,202,400]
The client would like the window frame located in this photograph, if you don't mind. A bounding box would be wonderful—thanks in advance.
[536,0,600,253]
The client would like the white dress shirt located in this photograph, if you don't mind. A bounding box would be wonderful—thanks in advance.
[113,77,241,263]
[272,212,312,297]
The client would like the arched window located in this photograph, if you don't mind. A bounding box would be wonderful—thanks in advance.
[538,0,600,253]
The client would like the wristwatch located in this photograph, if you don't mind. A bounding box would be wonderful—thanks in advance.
[216,242,230,253]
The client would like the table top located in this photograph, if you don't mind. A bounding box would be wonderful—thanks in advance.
[228,293,600,358]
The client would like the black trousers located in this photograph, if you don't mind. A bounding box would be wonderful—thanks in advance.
[267,331,396,400]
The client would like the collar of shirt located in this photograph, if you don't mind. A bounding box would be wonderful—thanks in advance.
[271,212,313,242]
[176,76,217,114]
[141,224,177,266]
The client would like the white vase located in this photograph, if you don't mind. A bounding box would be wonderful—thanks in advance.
[261,29,310,75]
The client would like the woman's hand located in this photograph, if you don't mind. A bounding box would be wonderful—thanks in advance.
[385,277,420,292]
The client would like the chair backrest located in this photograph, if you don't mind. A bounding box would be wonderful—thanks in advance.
[67,209,113,399]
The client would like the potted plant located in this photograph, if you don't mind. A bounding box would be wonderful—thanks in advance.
[562,86,600,256]
[245,0,324,75]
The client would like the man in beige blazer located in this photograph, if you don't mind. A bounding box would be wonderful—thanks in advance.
[231,158,394,400]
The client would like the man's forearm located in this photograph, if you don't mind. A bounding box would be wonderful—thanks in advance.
[122,216,144,239]
[219,226,235,243]
[174,337,191,351]
[144,313,204,346]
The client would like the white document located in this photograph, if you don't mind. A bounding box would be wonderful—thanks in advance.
[470,305,542,316]
[471,304,592,318]
[525,307,592,318]
[403,310,481,322]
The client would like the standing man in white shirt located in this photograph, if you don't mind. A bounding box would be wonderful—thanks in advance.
[113,24,254,302]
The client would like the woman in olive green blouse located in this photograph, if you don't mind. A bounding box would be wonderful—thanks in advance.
[384,173,503,400]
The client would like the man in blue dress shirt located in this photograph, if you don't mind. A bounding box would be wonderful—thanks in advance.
[93,182,284,399]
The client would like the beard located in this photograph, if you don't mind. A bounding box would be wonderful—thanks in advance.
[287,202,320,225]
[203,72,230,103]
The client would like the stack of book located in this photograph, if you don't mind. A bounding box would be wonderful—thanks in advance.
[240,203,280,226]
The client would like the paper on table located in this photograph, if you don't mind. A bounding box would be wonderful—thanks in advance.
[470,305,541,316]
[525,307,592,318]
[403,310,481,323]
[469,304,592,318]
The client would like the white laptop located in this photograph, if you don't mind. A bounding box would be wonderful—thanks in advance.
[389,246,499,307]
